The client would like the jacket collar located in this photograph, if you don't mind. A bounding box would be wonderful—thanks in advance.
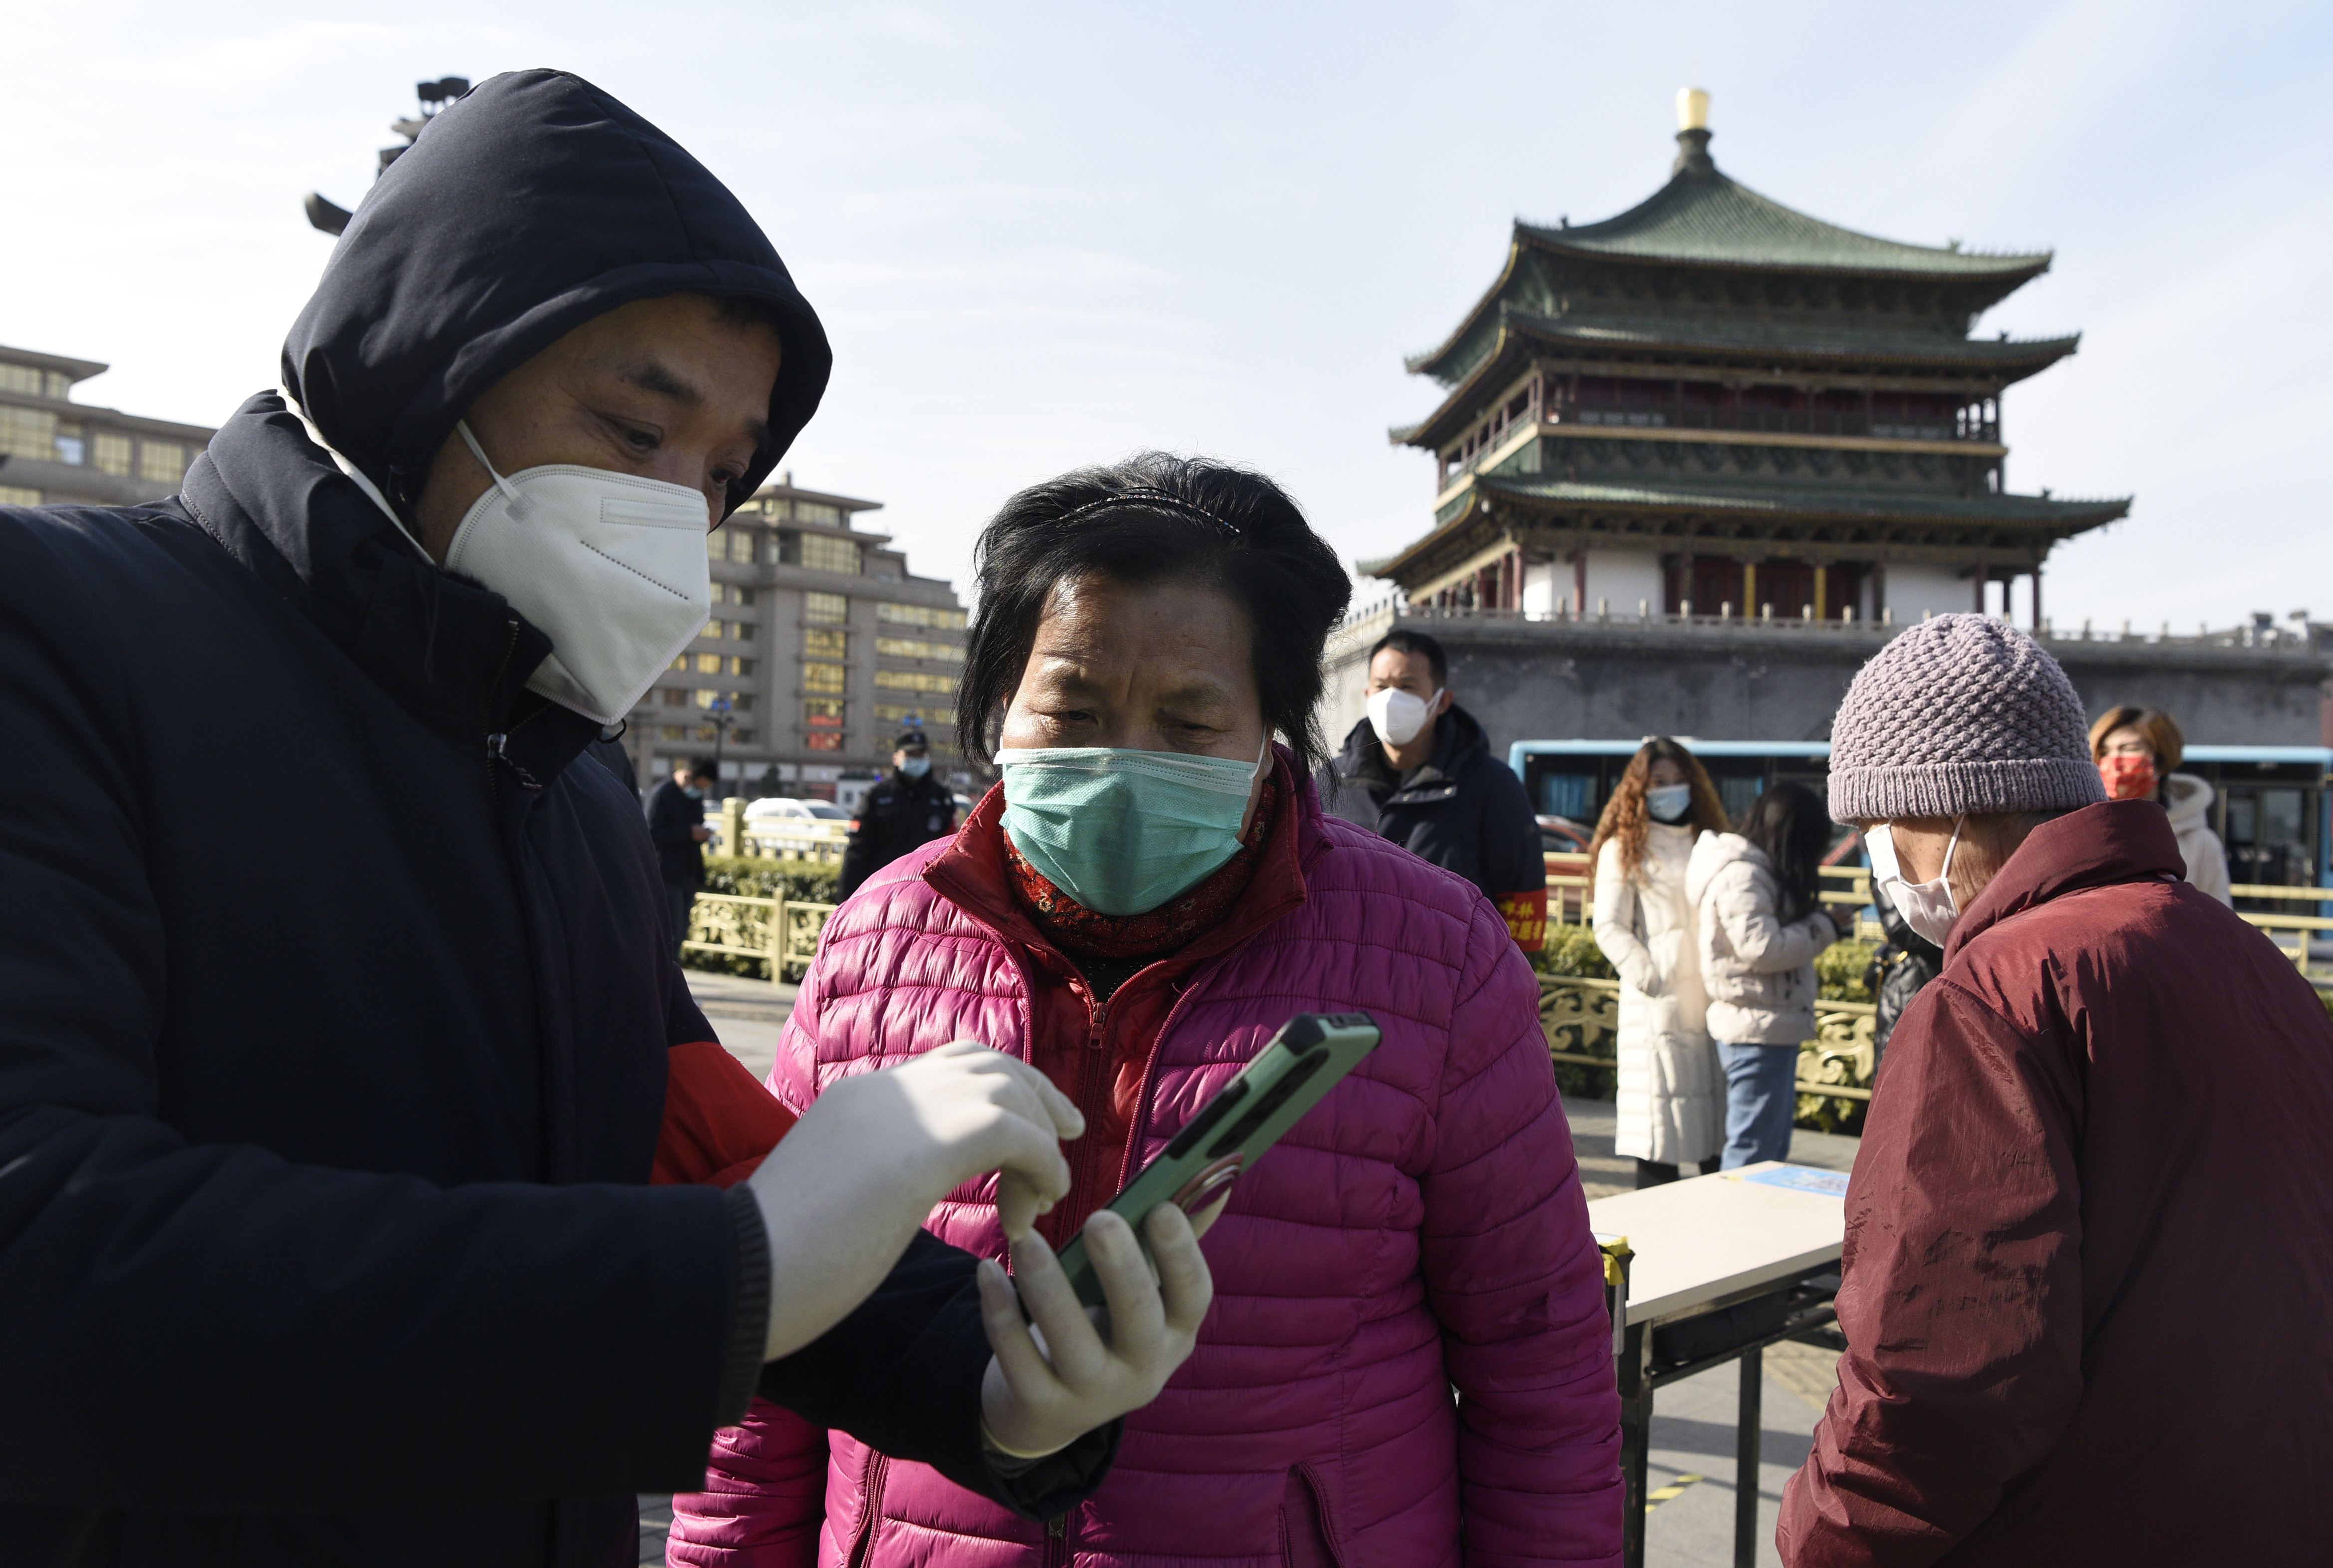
[182,394,598,779]
[925,747,1326,968]
[1334,704,1486,803]
[1944,800,2187,963]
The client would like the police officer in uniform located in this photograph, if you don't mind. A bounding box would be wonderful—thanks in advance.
[837,730,960,897]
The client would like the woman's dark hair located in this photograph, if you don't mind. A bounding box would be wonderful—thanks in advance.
[1736,781,1830,924]
[956,453,1352,777]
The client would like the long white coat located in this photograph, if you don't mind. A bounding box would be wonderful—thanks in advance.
[2162,773,2233,905]
[1594,826,1722,1164]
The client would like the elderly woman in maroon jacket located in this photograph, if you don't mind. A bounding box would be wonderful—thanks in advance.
[1780,615,2333,1567]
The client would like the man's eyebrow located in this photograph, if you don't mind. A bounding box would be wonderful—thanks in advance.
[619,360,702,405]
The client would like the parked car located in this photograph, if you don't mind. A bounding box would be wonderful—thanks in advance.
[745,797,848,822]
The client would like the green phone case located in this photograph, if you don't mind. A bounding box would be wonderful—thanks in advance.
[1051,1012,1381,1307]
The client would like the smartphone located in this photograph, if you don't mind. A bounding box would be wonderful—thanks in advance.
[1052,1011,1381,1307]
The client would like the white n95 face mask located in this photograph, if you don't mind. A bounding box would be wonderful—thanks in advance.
[443,422,714,725]
[1367,686,1443,747]
[1865,819,1963,949]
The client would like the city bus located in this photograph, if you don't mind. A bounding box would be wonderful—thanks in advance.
[1509,739,2333,913]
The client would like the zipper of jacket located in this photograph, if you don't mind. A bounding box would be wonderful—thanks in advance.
[844,1451,890,1568]
[481,618,526,795]
[1060,979,1111,1244]
[1044,1512,1067,1566]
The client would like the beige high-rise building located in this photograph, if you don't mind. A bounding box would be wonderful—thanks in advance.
[633,473,973,799]
[0,345,214,509]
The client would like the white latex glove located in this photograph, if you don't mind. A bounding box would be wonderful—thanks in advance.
[975,1203,1214,1459]
[745,1040,1084,1361]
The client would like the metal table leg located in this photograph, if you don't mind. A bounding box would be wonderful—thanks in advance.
[1619,1318,1650,1568]
[1735,1344,1762,1568]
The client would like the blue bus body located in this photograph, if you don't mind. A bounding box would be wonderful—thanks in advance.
[1509,739,2333,909]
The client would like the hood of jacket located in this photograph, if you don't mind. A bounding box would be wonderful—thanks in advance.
[1333,701,1491,805]
[2161,771,2214,830]
[1685,829,1763,908]
[284,68,828,521]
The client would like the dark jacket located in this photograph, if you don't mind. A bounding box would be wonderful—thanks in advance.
[838,769,958,897]
[1322,704,1543,898]
[649,776,710,887]
[0,70,1093,1568]
[1862,893,1942,1065]
[1780,802,2333,1566]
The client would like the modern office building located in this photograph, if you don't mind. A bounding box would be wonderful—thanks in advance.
[0,345,214,509]
[632,473,973,799]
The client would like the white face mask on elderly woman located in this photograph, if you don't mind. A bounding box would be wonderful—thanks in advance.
[1865,819,1964,949]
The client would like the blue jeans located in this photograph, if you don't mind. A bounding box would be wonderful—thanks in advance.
[1718,1043,1798,1170]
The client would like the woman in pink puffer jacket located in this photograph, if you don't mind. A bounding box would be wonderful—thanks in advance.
[669,455,1620,1568]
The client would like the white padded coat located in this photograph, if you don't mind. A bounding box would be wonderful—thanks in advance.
[2162,773,2233,905]
[1686,832,1834,1046]
[1594,826,1722,1164]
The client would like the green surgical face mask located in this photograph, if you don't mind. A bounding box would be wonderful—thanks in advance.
[996,741,1268,916]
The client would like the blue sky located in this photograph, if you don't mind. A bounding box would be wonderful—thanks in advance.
[7,0,2328,630]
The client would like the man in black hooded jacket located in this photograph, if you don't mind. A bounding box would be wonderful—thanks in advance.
[0,71,1209,1568]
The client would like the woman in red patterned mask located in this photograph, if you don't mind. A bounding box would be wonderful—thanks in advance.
[2088,705,2232,903]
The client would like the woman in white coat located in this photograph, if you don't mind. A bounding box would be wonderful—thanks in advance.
[1589,738,1732,1187]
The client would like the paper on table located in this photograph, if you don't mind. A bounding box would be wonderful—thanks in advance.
[1729,1164,1849,1197]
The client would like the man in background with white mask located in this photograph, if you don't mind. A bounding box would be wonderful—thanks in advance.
[1779,615,2333,1567]
[1324,628,1547,951]
[0,70,1208,1566]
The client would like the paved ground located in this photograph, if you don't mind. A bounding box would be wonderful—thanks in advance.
[647,983,1858,1567]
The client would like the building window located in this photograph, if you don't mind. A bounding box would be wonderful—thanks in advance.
[874,703,952,726]
[692,652,722,673]
[733,729,754,744]
[137,441,186,481]
[91,433,132,475]
[804,627,847,658]
[805,731,844,751]
[714,583,756,606]
[694,689,720,708]
[707,528,757,564]
[53,434,85,465]
[727,657,755,677]
[805,699,846,728]
[803,661,847,693]
[805,590,848,623]
[0,406,58,461]
[0,484,41,506]
[875,635,964,664]
[0,363,42,396]
[877,602,968,630]
[661,725,689,741]
[796,501,842,526]
[800,533,861,575]
[661,688,687,706]
[875,669,956,695]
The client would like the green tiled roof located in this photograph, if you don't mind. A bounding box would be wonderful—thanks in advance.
[1520,165,2050,279]
[1470,473,2127,528]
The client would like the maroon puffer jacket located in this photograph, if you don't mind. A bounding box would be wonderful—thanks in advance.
[673,764,1622,1567]
[1781,801,2333,1565]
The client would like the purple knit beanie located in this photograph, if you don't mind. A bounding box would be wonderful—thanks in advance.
[1827,614,2107,824]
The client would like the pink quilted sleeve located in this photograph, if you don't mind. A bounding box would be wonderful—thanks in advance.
[1422,904,1623,1567]
[665,1397,828,1568]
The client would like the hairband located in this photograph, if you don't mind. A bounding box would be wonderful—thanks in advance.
[1053,487,1242,541]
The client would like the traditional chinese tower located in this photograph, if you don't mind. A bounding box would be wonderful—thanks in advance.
[1377,89,2129,625]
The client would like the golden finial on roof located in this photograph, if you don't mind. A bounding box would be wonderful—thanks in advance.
[1676,86,1710,132]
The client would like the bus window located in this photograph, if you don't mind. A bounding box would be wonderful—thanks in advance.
[2225,787,2311,887]
[1540,772,1597,822]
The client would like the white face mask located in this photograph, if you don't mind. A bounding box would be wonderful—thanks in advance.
[443,422,714,725]
[1367,685,1443,747]
[1865,819,1963,949]
[1646,783,1694,824]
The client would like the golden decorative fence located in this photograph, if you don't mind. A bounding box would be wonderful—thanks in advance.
[680,891,837,981]
[1539,973,1879,1127]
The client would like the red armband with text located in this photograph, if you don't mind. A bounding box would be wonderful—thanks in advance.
[653,1040,799,1189]
[1498,887,1548,953]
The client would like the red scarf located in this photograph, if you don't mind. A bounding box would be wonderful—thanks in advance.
[1003,770,1283,960]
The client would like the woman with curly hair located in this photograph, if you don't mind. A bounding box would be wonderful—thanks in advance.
[1588,738,1731,1187]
